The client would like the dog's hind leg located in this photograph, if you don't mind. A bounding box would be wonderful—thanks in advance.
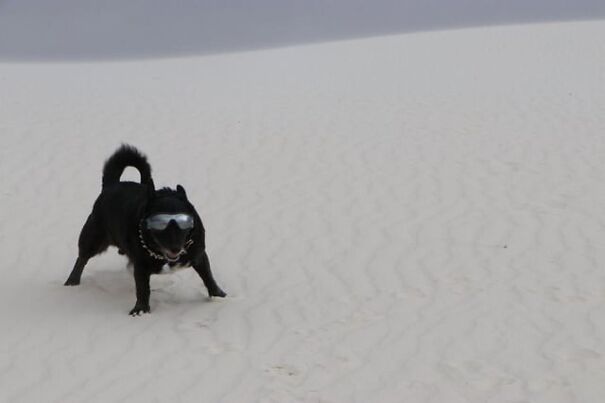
[64,257,89,286]
[64,213,108,286]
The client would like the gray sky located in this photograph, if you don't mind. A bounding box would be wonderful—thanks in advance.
[0,0,604,60]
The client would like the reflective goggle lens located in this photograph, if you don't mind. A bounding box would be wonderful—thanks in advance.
[146,214,194,230]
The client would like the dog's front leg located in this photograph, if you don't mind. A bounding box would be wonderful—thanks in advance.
[192,251,226,298]
[130,266,151,316]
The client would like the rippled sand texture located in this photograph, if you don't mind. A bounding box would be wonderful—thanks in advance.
[1,20,604,403]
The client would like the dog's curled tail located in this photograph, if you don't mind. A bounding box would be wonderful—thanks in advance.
[102,144,154,189]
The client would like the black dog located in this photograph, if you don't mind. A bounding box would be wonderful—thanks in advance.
[65,145,226,315]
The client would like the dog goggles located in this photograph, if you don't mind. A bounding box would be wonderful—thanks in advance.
[146,213,194,230]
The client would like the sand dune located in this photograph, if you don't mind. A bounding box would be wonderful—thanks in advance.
[1,0,604,60]
[1,20,605,402]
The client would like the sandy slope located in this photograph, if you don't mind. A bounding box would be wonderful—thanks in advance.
[1,20,605,402]
[1,0,604,61]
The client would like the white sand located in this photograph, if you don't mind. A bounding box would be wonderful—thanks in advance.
[1,20,605,402]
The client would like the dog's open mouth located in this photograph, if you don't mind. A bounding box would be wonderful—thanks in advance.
[163,250,183,262]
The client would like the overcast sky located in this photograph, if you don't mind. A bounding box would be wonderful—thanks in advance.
[1,0,604,60]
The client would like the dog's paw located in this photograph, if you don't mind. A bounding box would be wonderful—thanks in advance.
[64,278,80,286]
[209,287,227,298]
[129,305,150,316]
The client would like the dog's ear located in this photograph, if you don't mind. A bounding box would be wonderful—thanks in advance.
[176,184,188,200]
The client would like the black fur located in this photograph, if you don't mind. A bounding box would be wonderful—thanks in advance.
[65,145,226,315]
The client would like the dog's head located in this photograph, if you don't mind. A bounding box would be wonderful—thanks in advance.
[143,185,199,262]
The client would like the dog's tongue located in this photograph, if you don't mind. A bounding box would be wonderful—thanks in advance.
[165,251,181,260]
